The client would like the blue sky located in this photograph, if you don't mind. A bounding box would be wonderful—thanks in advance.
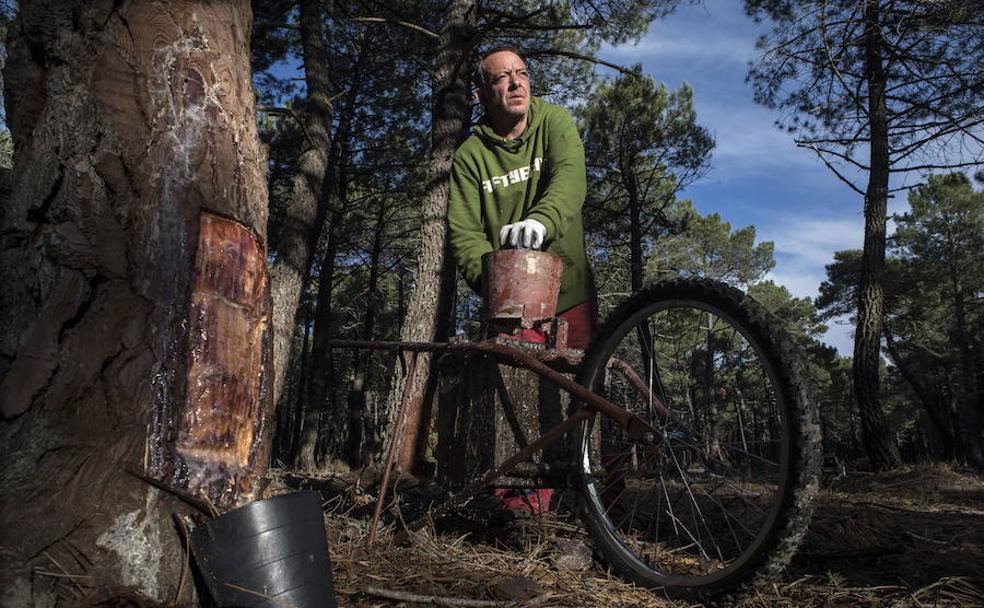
[597,2,888,354]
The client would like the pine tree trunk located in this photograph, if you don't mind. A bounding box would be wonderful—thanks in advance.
[315,70,376,465]
[296,55,367,468]
[948,265,984,469]
[883,324,957,461]
[297,210,343,470]
[626,166,655,379]
[346,198,387,466]
[0,1,270,602]
[853,0,902,471]
[383,0,476,472]
[268,0,333,409]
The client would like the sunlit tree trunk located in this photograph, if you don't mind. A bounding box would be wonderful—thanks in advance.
[268,0,334,410]
[0,1,270,601]
[383,0,476,472]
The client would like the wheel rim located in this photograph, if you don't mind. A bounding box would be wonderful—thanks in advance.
[579,297,793,587]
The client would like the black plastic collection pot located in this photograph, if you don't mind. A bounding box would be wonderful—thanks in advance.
[190,491,337,608]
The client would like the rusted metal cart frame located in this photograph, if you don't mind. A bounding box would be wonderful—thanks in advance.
[327,337,668,543]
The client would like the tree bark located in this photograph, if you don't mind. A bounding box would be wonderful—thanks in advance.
[297,207,343,470]
[0,0,270,602]
[383,0,477,472]
[948,261,984,468]
[268,0,333,409]
[627,171,645,294]
[853,0,902,471]
[346,197,388,466]
[273,308,312,464]
[295,37,372,468]
[883,324,956,460]
[624,159,657,383]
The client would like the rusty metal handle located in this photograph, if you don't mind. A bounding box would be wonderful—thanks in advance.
[328,339,659,443]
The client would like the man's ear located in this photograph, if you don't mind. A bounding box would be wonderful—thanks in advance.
[475,86,486,106]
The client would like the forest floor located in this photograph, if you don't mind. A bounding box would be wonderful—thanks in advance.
[268,463,984,608]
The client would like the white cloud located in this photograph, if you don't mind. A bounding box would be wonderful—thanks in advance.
[598,10,833,183]
[601,3,767,66]
[704,111,819,176]
[764,217,864,267]
[759,216,866,355]
[601,32,757,65]
[763,269,826,300]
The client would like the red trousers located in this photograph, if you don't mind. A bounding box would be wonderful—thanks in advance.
[558,299,597,349]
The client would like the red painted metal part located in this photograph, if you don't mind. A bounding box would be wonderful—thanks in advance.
[608,356,671,422]
[367,351,419,546]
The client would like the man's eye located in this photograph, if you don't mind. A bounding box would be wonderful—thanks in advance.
[518,70,530,79]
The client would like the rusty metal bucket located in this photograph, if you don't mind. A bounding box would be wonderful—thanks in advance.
[482,250,562,327]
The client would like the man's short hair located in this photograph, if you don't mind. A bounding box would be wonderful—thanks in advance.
[473,46,526,88]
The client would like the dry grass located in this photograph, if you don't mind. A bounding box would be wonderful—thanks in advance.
[65,465,983,607]
[261,464,984,608]
[328,518,691,607]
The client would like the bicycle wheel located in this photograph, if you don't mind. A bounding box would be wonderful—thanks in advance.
[573,278,820,600]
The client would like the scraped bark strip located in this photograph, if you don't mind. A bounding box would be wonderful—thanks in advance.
[365,586,550,607]
[177,212,269,468]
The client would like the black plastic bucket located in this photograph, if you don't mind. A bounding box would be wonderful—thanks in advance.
[190,491,337,608]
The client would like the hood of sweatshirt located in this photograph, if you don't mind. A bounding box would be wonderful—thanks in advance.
[472,97,546,153]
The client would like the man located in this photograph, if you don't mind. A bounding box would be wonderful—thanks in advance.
[447,47,597,516]
[448,46,596,349]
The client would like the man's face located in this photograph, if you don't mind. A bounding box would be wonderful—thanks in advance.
[477,51,530,121]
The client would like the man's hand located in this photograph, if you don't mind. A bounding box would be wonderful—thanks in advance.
[499,219,546,250]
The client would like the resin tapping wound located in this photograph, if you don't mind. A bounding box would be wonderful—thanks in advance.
[177,212,268,468]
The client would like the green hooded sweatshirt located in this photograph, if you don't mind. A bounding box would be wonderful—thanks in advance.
[448,97,593,312]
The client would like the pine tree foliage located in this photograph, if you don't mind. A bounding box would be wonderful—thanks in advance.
[744,0,984,469]
[747,0,984,186]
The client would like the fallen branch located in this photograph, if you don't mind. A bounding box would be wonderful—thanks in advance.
[364,586,550,607]
[123,467,217,517]
[800,544,904,560]
[43,550,86,598]
[844,498,984,516]
[33,570,92,580]
[224,582,298,608]
[172,514,192,605]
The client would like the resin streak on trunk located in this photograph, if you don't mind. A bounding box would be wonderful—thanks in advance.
[178,212,270,475]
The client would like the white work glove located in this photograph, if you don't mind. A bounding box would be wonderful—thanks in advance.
[499,219,546,250]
